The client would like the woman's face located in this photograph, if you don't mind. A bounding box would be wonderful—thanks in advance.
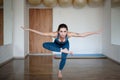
[58,28,68,38]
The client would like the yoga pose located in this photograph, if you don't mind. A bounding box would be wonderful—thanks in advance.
[21,23,101,78]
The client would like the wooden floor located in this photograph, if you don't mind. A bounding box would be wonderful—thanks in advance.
[0,55,120,80]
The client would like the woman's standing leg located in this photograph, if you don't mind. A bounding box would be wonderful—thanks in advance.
[59,53,68,70]
[58,41,69,78]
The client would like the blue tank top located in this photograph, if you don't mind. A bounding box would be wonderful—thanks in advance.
[54,33,68,45]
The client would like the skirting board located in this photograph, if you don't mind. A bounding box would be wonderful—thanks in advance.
[0,58,13,67]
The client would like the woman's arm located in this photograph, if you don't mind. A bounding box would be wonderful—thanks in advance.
[68,29,102,37]
[21,27,57,37]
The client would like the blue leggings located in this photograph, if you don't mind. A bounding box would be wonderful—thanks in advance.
[43,41,69,70]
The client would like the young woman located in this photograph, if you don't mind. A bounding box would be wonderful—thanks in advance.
[21,23,102,78]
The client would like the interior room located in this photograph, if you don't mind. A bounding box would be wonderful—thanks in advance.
[0,0,120,80]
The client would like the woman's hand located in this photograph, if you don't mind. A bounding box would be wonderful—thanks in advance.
[21,26,30,31]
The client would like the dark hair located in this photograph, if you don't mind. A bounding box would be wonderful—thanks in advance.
[57,23,68,31]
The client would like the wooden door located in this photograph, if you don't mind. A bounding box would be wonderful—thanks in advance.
[29,9,52,54]
[0,8,3,45]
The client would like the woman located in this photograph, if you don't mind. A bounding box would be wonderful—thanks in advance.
[21,23,101,78]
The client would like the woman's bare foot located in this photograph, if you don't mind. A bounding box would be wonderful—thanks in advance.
[61,48,73,55]
[58,70,62,78]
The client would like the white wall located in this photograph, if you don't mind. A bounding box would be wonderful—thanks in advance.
[13,0,27,58]
[24,0,29,57]
[103,0,120,63]
[111,7,120,45]
[0,0,13,64]
[0,44,13,64]
[12,0,29,58]
[4,0,13,45]
[53,6,103,54]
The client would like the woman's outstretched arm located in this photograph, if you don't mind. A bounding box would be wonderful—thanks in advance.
[68,29,102,37]
[21,26,57,37]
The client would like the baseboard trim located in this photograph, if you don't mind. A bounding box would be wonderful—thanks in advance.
[103,54,120,65]
[28,53,53,56]
[0,58,14,67]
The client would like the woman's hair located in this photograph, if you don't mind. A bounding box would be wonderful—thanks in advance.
[57,23,68,31]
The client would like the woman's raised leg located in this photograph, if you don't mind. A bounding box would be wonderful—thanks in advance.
[43,42,60,52]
